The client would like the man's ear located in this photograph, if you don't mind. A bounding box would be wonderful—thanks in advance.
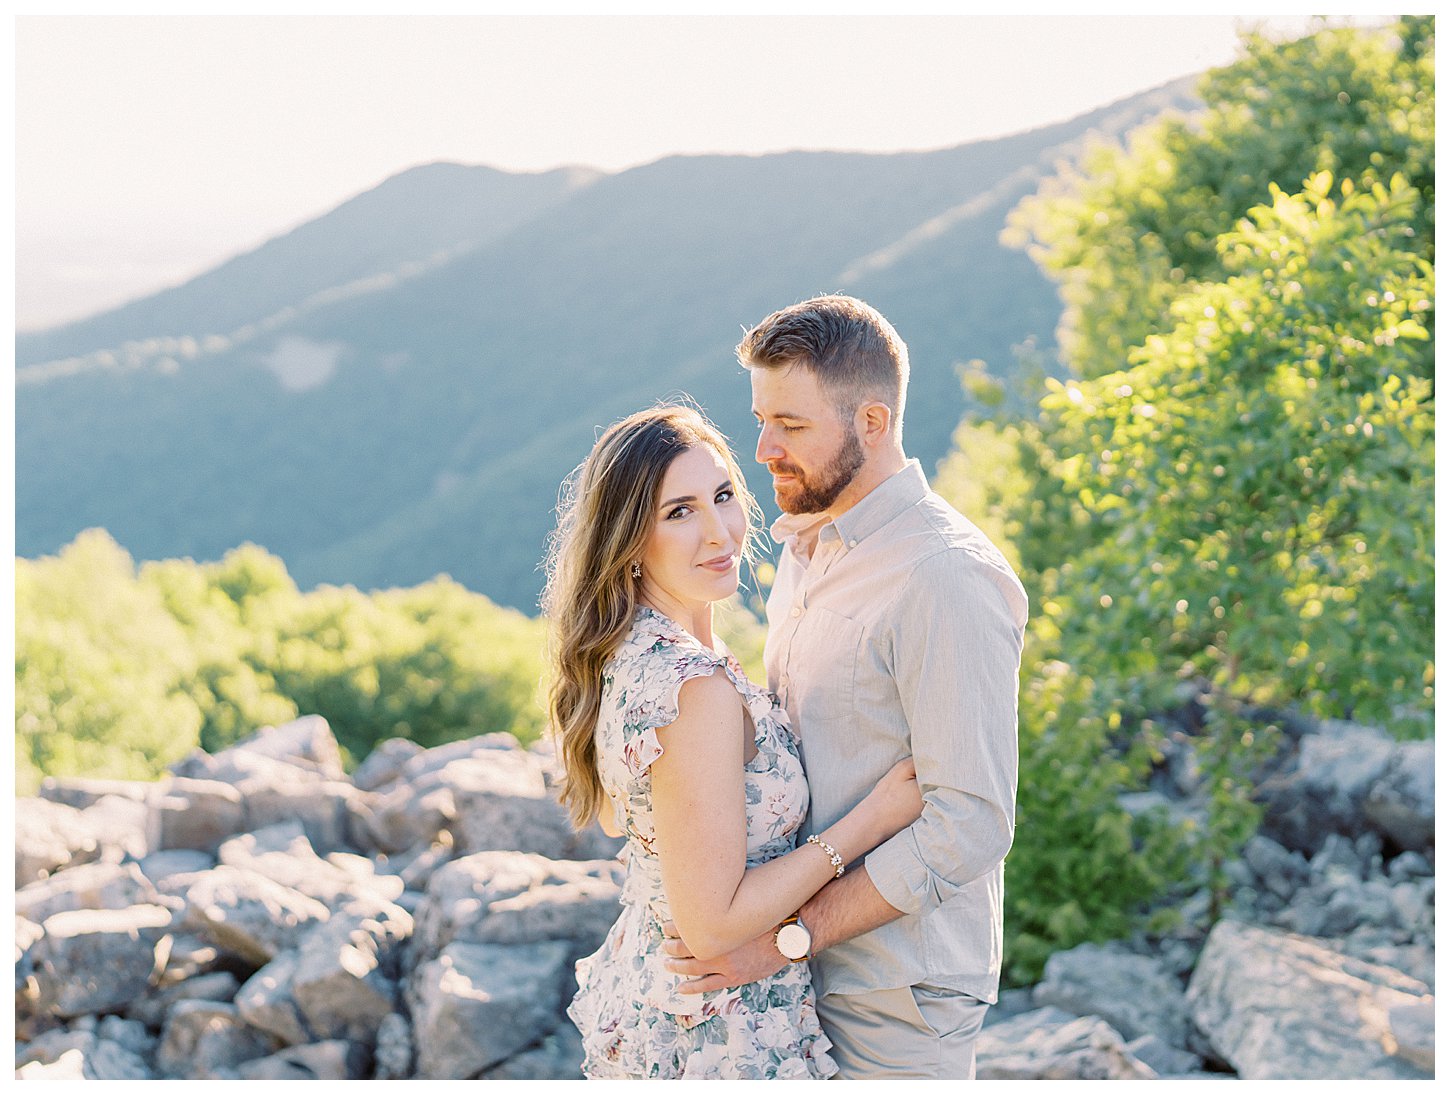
[859,401,894,447]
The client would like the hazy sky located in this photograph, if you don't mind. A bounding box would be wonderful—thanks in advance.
[15,13,1389,331]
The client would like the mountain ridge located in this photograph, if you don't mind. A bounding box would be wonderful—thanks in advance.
[15,78,1201,612]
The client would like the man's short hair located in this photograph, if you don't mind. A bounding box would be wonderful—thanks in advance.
[736,295,909,435]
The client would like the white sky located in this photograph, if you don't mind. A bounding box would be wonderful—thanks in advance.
[14,13,1396,331]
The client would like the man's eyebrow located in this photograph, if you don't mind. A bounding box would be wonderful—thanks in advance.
[751,409,809,421]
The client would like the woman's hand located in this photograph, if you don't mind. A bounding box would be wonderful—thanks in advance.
[863,757,923,840]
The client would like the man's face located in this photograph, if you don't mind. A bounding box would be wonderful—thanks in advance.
[750,365,865,516]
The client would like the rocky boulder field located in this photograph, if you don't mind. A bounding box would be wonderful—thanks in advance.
[14,713,1435,1080]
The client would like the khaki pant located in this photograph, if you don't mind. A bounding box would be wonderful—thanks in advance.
[816,985,989,1080]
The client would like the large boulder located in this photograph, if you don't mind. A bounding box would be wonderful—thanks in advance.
[407,940,573,1079]
[1363,739,1435,852]
[154,999,280,1079]
[173,715,346,784]
[14,1026,154,1080]
[126,969,242,1029]
[1031,941,1193,1050]
[1256,721,1395,855]
[290,901,413,1044]
[235,1040,370,1080]
[352,737,426,792]
[15,860,168,925]
[38,775,153,810]
[235,949,310,1045]
[217,821,403,912]
[238,777,369,854]
[180,865,331,966]
[412,850,623,962]
[15,797,101,886]
[29,905,175,1018]
[155,778,247,853]
[976,1006,1157,1080]
[1186,920,1432,1079]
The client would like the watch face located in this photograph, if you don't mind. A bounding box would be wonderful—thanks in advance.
[777,922,811,960]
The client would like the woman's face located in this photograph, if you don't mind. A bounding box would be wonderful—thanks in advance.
[638,444,747,612]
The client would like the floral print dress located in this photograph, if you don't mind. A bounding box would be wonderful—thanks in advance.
[567,605,837,1079]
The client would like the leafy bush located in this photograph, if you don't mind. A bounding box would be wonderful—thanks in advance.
[938,18,1434,981]
[15,532,548,792]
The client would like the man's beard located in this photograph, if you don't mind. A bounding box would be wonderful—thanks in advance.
[772,428,866,515]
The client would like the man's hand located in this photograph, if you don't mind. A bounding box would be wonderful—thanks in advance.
[660,921,786,994]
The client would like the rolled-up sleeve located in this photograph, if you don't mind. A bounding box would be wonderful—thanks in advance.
[864,550,1028,916]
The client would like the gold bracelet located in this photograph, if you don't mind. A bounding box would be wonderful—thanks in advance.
[806,834,844,879]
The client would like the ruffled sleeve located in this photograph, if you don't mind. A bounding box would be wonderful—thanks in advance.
[619,647,724,778]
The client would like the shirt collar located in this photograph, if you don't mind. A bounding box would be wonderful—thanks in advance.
[769,459,928,551]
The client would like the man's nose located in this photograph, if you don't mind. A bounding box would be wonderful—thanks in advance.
[756,427,782,465]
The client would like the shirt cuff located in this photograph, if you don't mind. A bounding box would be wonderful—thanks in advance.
[863,828,932,917]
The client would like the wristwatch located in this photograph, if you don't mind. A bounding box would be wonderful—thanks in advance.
[774,914,813,963]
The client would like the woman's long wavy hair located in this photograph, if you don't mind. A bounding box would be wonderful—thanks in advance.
[542,403,763,830]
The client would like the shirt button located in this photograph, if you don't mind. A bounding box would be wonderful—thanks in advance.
[848,538,858,548]
[790,607,802,618]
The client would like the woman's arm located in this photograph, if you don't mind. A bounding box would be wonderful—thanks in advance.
[649,669,919,961]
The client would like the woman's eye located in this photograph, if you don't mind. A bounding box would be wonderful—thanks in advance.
[666,505,689,520]
[715,488,735,504]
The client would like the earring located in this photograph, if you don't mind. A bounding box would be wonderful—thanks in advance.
[631,562,642,579]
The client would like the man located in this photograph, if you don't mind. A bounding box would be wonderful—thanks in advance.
[665,295,1028,1078]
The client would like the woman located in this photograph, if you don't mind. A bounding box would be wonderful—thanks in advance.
[543,404,922,1079]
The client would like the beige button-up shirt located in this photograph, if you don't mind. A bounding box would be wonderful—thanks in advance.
[766,460,1028,1002]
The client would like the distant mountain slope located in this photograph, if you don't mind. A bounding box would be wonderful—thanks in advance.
[15,162,602,367]
[16,80,1198,611]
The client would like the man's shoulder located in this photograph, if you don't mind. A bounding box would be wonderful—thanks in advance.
[900,494,1029,627]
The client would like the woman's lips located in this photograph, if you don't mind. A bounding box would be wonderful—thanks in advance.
[699,554,736,572]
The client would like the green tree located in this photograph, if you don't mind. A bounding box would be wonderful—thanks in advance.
[15,530,204,792]
[938,18,1434,979]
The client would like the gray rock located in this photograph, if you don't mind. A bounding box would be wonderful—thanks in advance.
[155,999,280,1079]
[482,1019,586,1080]
[352,737,426,792]
[15,1027,153,1080]
[291,901,412,1043]
[38,775,154,810]
[1124,1034,1202,1077]
[218,821,402,911]
[181,865,331,966]
[95,1015,156,1059]
[235,950,310,1044]
[1387,851,1433,881]
[1186,920,1432,1079]
[354,783,457,855]
[386,837,457,891]
[247,1041,355,1080]
[16,860,167,924]
[173,715,345,784]
[81,793,160,862]
[1033,941,1192,1049]
[126,969,241,1029]
[31,904,174,1018]
[407,940,573,1079]
[156,778,247,853]
[15,797,101,887]
[1242,835,1311,902]
[151,932,224,987]
[1364,739,1434,851]
[372,1012,413,1080]
[399,733,522,784]
[1257,722,1395,855]
[1386,1000,1434,1072]
[235,1039,370,1080]
[16,1054,87,1080]
[413,851,623,963]
[136,848,216,886]
[239,777,365,853]
[982,986,1036,1027]
[976,1006,1158,1080]
[448,751,575,859]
